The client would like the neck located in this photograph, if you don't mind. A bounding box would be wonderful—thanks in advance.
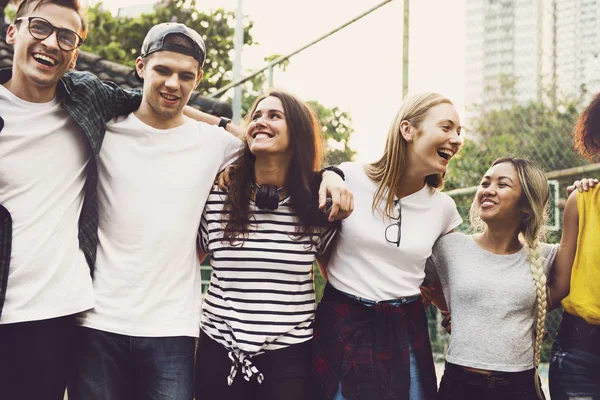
[254,156,289,188]
[134,104,186,130]
[473,224,523,254]
[395,171,426,199]
[4,72,57,103]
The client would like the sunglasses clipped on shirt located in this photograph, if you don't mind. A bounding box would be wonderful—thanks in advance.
[16,16,83,52]
[385,199,402,247]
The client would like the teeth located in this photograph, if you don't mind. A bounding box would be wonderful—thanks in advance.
[438,149,454,158]
[482,201,494,206]
[161,94,178,100]
[254,133,271,140]
[33,54,57,66]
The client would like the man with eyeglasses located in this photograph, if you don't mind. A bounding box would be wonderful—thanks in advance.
[0,1,143,398]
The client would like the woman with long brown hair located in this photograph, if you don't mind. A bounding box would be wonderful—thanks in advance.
[194,90,338,400]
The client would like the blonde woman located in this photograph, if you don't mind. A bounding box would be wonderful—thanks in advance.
[424,157,577,399]
[311,93,463,400]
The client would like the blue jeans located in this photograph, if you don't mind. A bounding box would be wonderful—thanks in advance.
[332,290,424,400]
[68,327,195,400]
[549,312,600,400]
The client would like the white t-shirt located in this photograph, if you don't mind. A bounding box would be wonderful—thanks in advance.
[0,84,94,324]
[77,113,243,337]
[426,233,558,372]
[326,162,462,301]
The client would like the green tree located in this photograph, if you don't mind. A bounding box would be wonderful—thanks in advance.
[446,100,584,192]
[82,0,255,95]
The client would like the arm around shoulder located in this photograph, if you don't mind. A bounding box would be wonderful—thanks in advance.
[184,106,246,141]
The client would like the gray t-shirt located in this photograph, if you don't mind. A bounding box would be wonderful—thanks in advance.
[426,232,558,372]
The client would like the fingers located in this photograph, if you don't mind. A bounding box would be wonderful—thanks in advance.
[318,184,327,211]
[217,165,234,191]
[441,311,452,334]
[328,190,342,222]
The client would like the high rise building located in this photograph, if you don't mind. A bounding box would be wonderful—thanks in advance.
[465,0,556,110]
[555,0,600,103]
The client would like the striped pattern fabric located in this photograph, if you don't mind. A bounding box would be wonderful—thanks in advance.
[199,186,336,364]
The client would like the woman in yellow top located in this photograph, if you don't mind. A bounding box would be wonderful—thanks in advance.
[549,93,600,399]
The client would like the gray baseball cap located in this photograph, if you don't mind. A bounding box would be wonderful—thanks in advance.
[140,22,206,67]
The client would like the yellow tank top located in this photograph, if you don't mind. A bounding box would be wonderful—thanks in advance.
[561,187,600,324]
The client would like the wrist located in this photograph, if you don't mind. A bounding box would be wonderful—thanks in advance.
[320,165,345,181]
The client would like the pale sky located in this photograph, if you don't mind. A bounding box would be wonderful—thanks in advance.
[90,0,466,162]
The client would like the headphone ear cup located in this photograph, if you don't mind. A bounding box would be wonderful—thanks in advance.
[255,184,280,210]
[266,185,279,210]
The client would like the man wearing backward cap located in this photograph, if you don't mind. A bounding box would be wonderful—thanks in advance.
[68,23,245,400]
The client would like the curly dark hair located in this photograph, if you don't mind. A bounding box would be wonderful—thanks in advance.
[573,93,600,161]
[222,90,333,244]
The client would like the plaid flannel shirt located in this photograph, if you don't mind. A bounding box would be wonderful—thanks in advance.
[0,68,141,319]
[311,283,438,400]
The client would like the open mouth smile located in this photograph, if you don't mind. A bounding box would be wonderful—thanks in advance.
[251,131,274,139]
[32,53,58,67]
[437,148,455,161]
[160,93,180,102]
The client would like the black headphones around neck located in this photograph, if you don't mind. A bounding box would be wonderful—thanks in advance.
[254,183,285,210]
[254,182,284,210]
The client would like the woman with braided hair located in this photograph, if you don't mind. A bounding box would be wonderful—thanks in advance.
[423,157,578,399]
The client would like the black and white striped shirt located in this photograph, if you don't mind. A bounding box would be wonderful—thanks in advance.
[199,187,336,364]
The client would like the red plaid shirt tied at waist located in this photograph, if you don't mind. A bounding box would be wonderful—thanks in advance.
[311,283,437,400]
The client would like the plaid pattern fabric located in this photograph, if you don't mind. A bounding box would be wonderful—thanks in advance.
[311,284,437,400]
[0,68,142,318]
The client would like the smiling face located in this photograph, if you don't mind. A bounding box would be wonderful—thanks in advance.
[135,50,202,127]
[476,161,525,224]
[5,1,82,101]
[247,96,291,158]
[405,103,462,177]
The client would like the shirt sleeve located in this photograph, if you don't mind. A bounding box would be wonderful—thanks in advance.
[198,208,210,254]
[103,81,142,120]
[442,194,463,234]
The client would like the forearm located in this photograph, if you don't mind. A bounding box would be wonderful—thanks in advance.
[183,106,246,140]
[547,191,579,309]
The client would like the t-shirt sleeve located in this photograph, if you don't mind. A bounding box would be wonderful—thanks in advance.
[541,242,559,276]
[316,225,338,256]
[198,208,210,254]
[205,124,244,172]
[442,194,463,234]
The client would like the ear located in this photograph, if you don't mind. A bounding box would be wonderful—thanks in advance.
[135,57,146,80]
[400,120,413,143]
[69,49,79,69]
[194,68,204,90]
[6,24,17,45]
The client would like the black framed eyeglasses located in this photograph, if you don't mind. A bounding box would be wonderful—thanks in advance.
[15,17,83,51]
[385,199,402,247]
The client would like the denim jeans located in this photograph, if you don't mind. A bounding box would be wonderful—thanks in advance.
[437,362,542,400]
[333,343,424,400]
[549,312,600,400]
[68,326,195,400]
[0,314,77,400]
